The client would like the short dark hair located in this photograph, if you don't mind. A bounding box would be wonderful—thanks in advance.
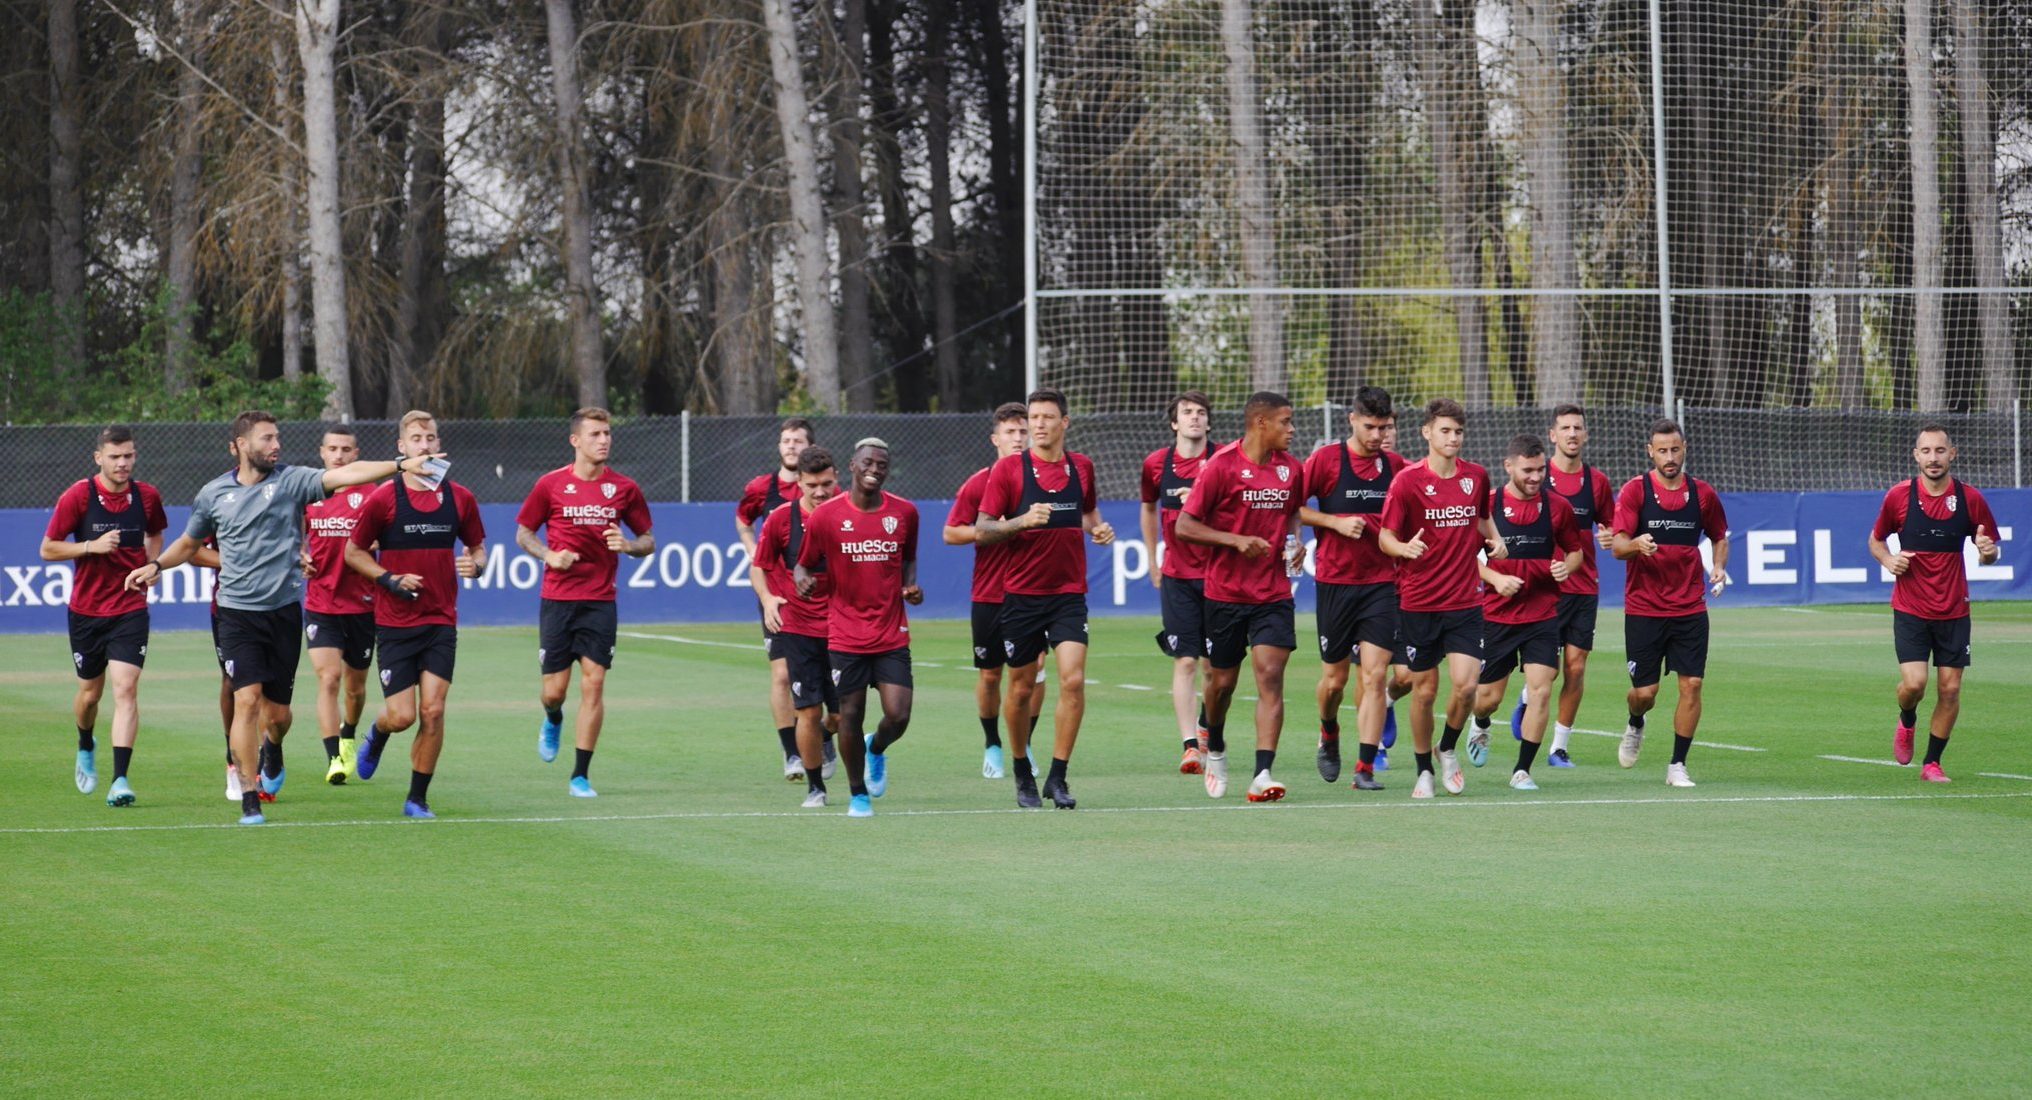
[95,425,135,449]
[1352,386,1392,419]
[1551,403,1586,424]
[1916,422,1952,444]
[993,402,1027,426]
[1507,433,1546,460]
[231,410,278,441]
[1243,391,1292,424]
[570,407,611,434]
[1648,417,1684,441]
[1027,388,1069,416]
[780,417,815,441]
[1424,398,1466,426]
[321,424,356,442]
[797,447,835,475]
[1167,391,1212,428]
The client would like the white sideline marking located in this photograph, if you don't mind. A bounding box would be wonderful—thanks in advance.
[1116,684,1154,692]
[621,631,767,652]
[1820,754,1905,768]
[6,790,2027,837]
[918,662,943,668]
[1979,772,2032,782]
[1574,727,1765,753]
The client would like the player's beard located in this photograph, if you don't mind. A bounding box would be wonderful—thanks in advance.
[1658,462,1681,479]
[248,451,278,474]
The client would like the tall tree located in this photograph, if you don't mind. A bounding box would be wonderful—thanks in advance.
[1905,0,1945,407]
[1417,0,1490,405]
[47,0,86,379]
[1952,0,2012,410]
[1518,0,1579,404]
[545,0,606,409]
[164,2,208,394]
[295,0,352,418]
[268,34,302,383]
[761,0,844,409]
[1219,0,1284,392]
[828,0,877,410]
[1821,0,1864,408]
[925,0,963,409]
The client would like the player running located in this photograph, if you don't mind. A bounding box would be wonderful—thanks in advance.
[794,440,921,818]
[945,402,1048,780]
[1469,435,1585,790]
[1378,398,1504,799]
[301,426,378,785]
[39,425,166,806]
[754,447,843,806]
[1299,386,1404,792]
[735,417,824,780]
[1611,418,1729,788]
[1867,424,2000,782]
[515,408,655,797]
[344,411,485,819]
[975,388,1116,810]
[1140,391,1215,775]
[1177,391,1306,802]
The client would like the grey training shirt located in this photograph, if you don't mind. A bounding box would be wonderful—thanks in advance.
[183,464,329,611]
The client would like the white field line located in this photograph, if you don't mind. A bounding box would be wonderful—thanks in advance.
[1116,684,1155,691]
[1819,754,1905,768]
[621,631,767,652]
[1573,727,1765,753]
[1979,772,2032,781]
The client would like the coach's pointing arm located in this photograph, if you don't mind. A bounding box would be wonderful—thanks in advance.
[322,453,445,494]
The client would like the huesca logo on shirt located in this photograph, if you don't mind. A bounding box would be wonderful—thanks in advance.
[603,483,616,499]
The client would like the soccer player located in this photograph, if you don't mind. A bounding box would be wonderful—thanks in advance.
[1378,398,1505,799]
[1868,424,2000,782]
[39,425,167,806]
[1611,418,1729,787]
[125,410,421,824]
[736,417,821,779]
[794,440,921,818]
[1177,391,1307,802]
[1469,435,1585,790]
[945,402,1049,780]
[1515,404,1618,766]
[1140,391,1214,775]
[1299,386,1404,792]
[755,447,842,806]
[301,426,378,786]
[343,410,485,819]
[975,388,1116,810]
[515,408,656,797]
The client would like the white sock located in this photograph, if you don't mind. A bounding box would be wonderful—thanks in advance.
[1551,724,1572,753]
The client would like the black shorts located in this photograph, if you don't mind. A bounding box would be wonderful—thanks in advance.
[67,608,149,680]
[775,631,842,710]
[1205,599,1297,670]
[972,601,1008,669]
[831,646,913,696]
[305,610,376,670]
[539,599,618,673]
[1315,582,1398,664]
[377,624,458,696]
[210,612,227,674]
[215,606,303,704]
[1478,618,1561,683]
[1625,612,1708,687]
[1894,611,1971,668]
[1000,593,1089,668]
[1398,607,1484,673]
[1156,576,1208,659]
[1555,593,1599,653]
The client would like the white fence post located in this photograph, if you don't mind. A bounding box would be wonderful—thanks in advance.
[681,409,691,503]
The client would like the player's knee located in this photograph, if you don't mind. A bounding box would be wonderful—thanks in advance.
[420,700,448,726]
[770,663,790,686]
[1680,676,1704,697]
[1936,684,1961,709]
[317,664,343,689]
[579,668,607,696]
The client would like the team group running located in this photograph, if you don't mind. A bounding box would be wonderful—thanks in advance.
[40,390,2001,822]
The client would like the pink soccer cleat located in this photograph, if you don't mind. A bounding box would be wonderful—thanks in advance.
[1920,762,1950,783]
[1894,723,1916,766]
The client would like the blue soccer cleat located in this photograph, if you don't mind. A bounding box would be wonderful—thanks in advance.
[1466,725,1490,768]
[847,794,874,818]
[259,768,286,797]
[106,776,135,807]
[1547,748,1576,768]
[1511,694,1527,741]
[355,725,384,781]
[982,744,1005,780]
[75,748,97,794]
[864,735,887,798]
[238,809,265,825]
[568,776,597,798]
[539,715,562,763]
[1374,748,1389,771]
[402,799,435,819]
[1381,706,1397,749]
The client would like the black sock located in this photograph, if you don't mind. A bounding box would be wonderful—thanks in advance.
[775,726,797,757]
[870,726,902,755]
[1629,712,1646,730]
[545,704,564,725]
[1255,748,1276,776]
[1671,734,1692,765]
[323,735,341,760]
[407,770,433,804]
[1196,704,1208,732]
[1207,722,1226,754]
[113,745,132,780]
[572,748,593,780]
[1899,707,1918,728]
[1320,716,1340,738]
[77,726,95,752]
[1516,740,1540,773]
[1357,742,1377,769]
[340,722,357,740]
[980,715,1001,748]
[1415,751,1434,775]
[849,775,870,797]
[1014,755,1035,783]
[260,740,283,780]
[1924,735,1948,766]
[808,770,826,794]
[1439,724,1463,753]
[1473,715,1491,731]
[1183,736,1199,753]
[1048,757,1068,784]
[364,724,386,760]
[241,791,262,816]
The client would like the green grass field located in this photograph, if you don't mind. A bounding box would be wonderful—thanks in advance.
[3,604,2030,1096]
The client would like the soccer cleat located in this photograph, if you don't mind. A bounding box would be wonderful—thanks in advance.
[802,788,828,808]
[1466,725,1490,768]
[356,725,386,781]
[1893,723,1916,766]
[325,753,348,786]
[538,715,562,763]
[821,738,838,780]
[259,767,286,798]
[1373,748,1389,771]
[1665,763,1696,788]
[1381,706,1398,749]
[1043,775,1078,810]
[1350,768,1384,792]
[983,744,1005,780]
[1246,771,1287,803]
[75,749,96,794]
[403,799,436,819]
[106,776,136,807]
[1179,745,1204,775]
[1921,762,1950,783]
[1015,773,1043,809]
[1316,734,1341,784]
[1203,751,1229,798]
[1509,770,1538,791]
[257,789,276,805]
[1439,751,1465,795]
[863,735,888,798]
[1510,694,1526,741]
[238,810,266,826]
[783,754,807,783]
[225,764,243,801]
[1411,771,1435,799]
[337,737,358,779]
[847,794,874,818]
[1618,723,1644,769]
[1547,749,1575,768]
[569,776,597,798]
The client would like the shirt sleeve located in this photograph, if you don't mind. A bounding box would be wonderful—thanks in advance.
[1700,483,1729,541]
[1966,487,1999,541]
[736,477,769,527]
[1181,457,1221,521]
[1078,456,1099,512]
[350,489,390,549]
[458,487,486,545]
[1553,497,1584,552]
[623,485,653,535]
[1476,466,1493,518]
[1612,479,1643,537]
[43,482,87,541]
[515,479,550,532]
[1140,453,1162,504]
[1870,486,1905,542]
[1379,475,1413,537]
[904,504,919,563]
[1593,470,1616,525]
[795,509,825,570]
[979,458,1016,519]
[1303,449,1329,505]
[945,476,980,528]
[285,464,328,506]
[141,485,169,535]
[755,508,784,564]
[183,487,217,542]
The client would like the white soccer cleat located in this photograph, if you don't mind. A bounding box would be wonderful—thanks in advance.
[225,763,244,801]
[1246,770,1286,803]
[1665,763,1696,788]
[1439,750,1465,795]
[1618,724,1645,769]
[801,788,827,808]
[784,755,807,783]
[1509,770,1538,791]
[1203,751,1228,799]
[1411,771,1435,799]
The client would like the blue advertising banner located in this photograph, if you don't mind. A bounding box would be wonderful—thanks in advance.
[1,490,2021,633]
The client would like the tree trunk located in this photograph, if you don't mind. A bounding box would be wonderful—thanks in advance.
[705,18,773,416]
[1951,0,2010,410]
[1822,0,1862,408]
[866,0,925,364]
[926,0,963,410]
[165,2,207,394]
[829,0,876,410]
[1419,0,1489,406]
[761,0,843,410]
[47,0,87,380]
[1517,0,1579,404]
[545,0,606,410]
[269,35,302,383]
[968,0,1023,375]
[296,0,352,418]
[1905,0,1944,409]
[1219,0,1283,393]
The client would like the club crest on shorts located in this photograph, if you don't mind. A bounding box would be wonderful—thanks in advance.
[1003,640,1016,658]
[603,483,616,499]
[138,645,146,657]
[381,668,393,685]
[1627,659,1639,677]
[1405,645,1418,662]
[306,624,319,640]
[1458,477,1474,495]
[792,681,802,696]
[73,652,84,668]
[1319,635,1330,652]
[1168,634,1179,650]
[883,515,898,534]
[224,659,236,677]
[830,668,842,684]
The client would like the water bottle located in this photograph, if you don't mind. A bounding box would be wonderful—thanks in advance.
[1284,534,1304,579]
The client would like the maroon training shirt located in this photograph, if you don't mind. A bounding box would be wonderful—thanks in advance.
[45,477,168,618]
[1378,459,1493,613]
[515,465,653,602]
[796,491,918,654]
[1182,445,1302,605]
